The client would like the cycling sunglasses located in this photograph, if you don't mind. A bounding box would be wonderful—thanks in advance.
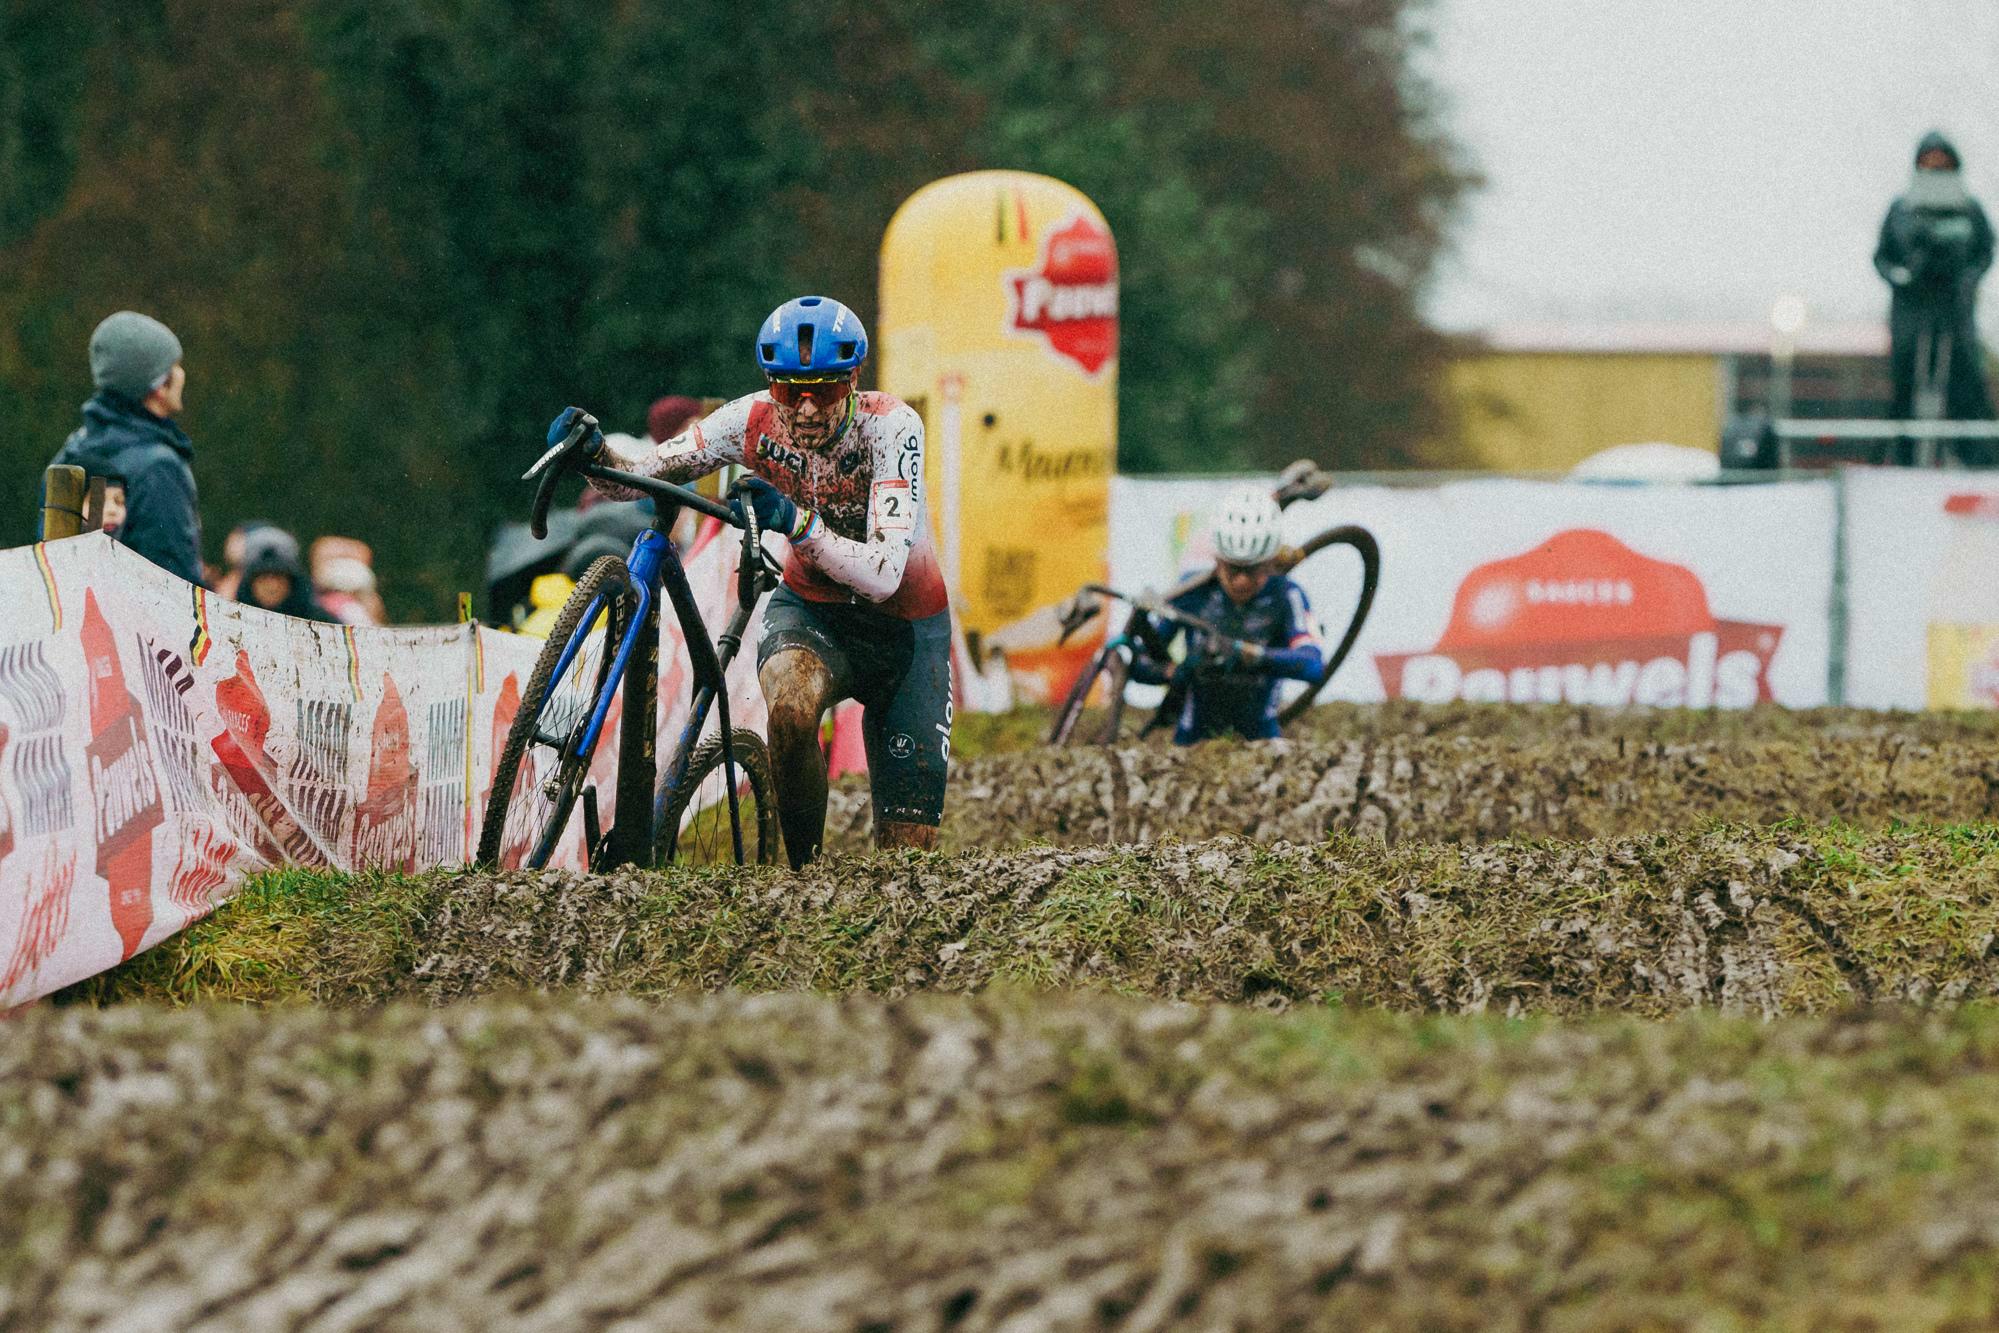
[767,374,854,410]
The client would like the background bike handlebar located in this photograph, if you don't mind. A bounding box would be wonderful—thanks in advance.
[1079,583,1229,643]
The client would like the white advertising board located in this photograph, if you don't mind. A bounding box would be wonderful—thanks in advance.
[1844,466,1999,710]
[1111,475,1837,708]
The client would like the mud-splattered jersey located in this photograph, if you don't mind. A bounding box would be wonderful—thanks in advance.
[598,390,948,620]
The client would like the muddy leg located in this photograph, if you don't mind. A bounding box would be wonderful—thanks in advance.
[875,820,938,853]
[760,649,835,870]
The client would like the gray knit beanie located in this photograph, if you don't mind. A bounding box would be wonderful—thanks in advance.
[89,311,183,401]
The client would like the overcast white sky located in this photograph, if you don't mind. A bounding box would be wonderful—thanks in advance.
[1421,0,1999,337]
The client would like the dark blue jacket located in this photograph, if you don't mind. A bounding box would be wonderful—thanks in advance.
[46,392,205,586]
[1131,572,1323,744]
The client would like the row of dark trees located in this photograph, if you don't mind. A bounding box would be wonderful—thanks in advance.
[0,0,1471,618]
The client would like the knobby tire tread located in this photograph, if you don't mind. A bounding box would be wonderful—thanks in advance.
[476,556,634,868]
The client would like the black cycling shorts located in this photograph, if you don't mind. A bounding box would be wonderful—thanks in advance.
[757,584,953,826]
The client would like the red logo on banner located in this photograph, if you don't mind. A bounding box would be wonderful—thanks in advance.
[83,591,163,960]
[210,650,327,866]
[354,674,418,872]
[1007,214,1118,375]
[1374,529,1785,707]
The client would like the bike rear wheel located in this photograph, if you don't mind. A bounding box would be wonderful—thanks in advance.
[1048,642,1131,746]
[655,728,780,866]
[1275,524,1381,727]
[477,556,636,869]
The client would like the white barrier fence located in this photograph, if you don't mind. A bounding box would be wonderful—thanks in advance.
[0,529,765,1007]
[1111,466,1999,713]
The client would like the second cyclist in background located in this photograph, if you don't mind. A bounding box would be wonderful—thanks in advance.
[1129,486,1324,744]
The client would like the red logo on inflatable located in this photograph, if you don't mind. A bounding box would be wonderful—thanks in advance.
[1374,529,1785,708]
[1007,214,1118,375]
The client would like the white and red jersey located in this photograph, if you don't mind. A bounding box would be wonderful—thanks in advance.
[597,390,948,620]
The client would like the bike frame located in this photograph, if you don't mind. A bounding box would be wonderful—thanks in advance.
[517,457,768,868]
[1079,587,1230,738]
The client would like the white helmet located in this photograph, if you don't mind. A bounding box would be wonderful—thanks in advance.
[1212,486,1283,565]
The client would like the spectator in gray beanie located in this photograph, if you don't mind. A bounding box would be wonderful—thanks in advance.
[45,311,205,585]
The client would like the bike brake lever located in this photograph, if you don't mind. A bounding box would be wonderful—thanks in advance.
[736,490,763,601]
[525,416,595,482]
[1055,594,1104,646]
[528,416,597,541]
[522,437,569,483]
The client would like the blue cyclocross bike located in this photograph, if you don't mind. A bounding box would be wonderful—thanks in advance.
[476,412,781,870]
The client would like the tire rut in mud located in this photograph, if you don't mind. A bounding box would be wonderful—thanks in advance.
[9,993,1999,1331]
[68,826,1999,1016]
[829,733,1999,851]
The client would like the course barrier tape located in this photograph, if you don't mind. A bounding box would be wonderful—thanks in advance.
[0,532,766,1007]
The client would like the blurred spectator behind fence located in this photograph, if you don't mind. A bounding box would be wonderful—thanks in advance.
[587,395,706,536]
[489,396,704,632]
[310,536,387,626]
[1875,131,1996,464]
[45,312,206,584]
[215,520,278,600]
[517,573,576,638]
[585,397,702,502]
[237,527,337,622]
[97,478,127,539]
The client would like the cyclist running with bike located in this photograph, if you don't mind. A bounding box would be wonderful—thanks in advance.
[1128,486,1324,744]
[549,296,949,868]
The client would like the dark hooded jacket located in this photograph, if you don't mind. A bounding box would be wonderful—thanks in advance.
[46,391,205,585]
[1876,132,1993,307]
[240,539,338,623]
[1874,131,1995,425]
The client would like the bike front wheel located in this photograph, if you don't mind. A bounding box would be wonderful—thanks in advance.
[477,556,636,870]
[655,728,780,867]
[1276,524,1381,727]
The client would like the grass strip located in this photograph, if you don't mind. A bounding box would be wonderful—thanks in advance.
[59,823,1999,1015]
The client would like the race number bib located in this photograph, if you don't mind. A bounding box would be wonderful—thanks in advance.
[872,479,915,536]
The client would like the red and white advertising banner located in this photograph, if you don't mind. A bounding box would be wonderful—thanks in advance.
[1843,466,1999,710]
[1110,475,1837,708]
[0,529,765,1008]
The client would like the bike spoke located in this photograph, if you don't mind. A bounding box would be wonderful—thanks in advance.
[675,759,759,866]
[494,619,616,870]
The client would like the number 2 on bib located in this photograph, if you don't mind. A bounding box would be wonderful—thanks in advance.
[872,479,915,536]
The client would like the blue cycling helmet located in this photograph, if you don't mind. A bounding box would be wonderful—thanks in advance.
[756,296,868,376]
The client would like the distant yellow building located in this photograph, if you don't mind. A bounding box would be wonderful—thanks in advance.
[1448,322,1889,472]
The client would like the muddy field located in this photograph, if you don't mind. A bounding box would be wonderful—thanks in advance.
[956,700,1999,759]
[19,703,1999,1329]
[832,731,1999,850]
[11,993,1999,1331]
[69,824,1999,1016]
